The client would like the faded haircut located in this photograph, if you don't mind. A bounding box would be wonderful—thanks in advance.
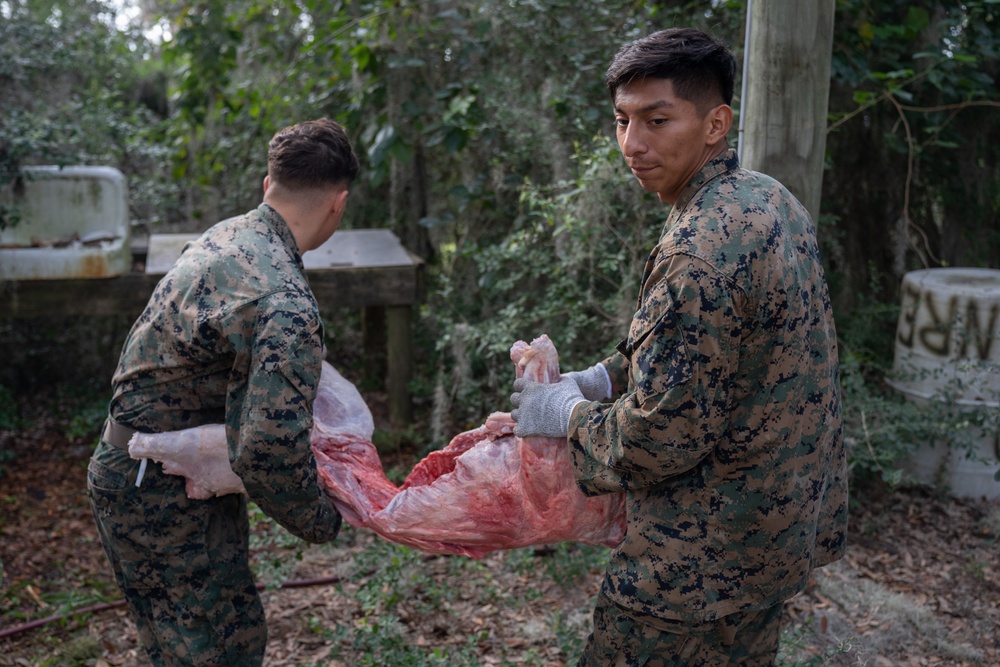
[267,118,360,191]
[605,28,736,115]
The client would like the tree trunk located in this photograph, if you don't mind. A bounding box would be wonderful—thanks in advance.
[740,0,835,223]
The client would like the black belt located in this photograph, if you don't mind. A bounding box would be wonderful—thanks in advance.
[102,418,139,450]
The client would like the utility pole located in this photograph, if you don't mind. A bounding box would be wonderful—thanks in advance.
[739,0,836,223]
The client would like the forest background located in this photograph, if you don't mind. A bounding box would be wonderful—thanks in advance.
[1,0,999,518]
[3,0,999,480]
[1,1,999,665]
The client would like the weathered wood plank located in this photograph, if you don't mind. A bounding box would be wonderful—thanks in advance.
[0,273,162,319]
[0,238,426,423]
[0,262,424,318]
[386,305,413,427]
[307,263,425,308]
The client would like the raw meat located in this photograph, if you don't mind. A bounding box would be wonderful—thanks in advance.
[126,360,373,501]
[311,334,626,557]
[129,423,243,499]
[129,335,627,558]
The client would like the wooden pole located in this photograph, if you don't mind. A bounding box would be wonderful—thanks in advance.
[740,0,836,222]
[386,304,413,427]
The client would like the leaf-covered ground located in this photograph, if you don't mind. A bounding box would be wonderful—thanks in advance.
[1,393,998,667]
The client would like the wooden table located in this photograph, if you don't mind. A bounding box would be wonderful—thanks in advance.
[0,229,425,426]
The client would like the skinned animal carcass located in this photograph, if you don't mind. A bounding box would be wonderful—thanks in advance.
[129,335,626,557]
[129,422,242,499]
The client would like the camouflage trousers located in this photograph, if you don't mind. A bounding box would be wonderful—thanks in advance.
[87,439,265,667]
[577,589,782,667]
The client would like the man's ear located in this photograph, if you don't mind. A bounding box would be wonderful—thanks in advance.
[706,104,734,144]
[331,188,349,214]
[263,174,270,194]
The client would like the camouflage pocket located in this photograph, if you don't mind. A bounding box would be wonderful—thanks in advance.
[87,457,128,492]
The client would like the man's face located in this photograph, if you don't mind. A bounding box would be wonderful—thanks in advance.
[613,77,718,205]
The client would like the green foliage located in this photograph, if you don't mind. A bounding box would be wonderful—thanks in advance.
[0,574,117,628]
[349,539,493,616]
[351,540,427,614]
[323,613,484,667]
[836,294,1000,490]
[540,542,608,588]
[326,540,491,665]
[777,617,858,666]
[3,0,998,550]
[506,543,609,591]
[826,0,1000,309]
[0,632,102,667]
[33,635,103,667]
[247,502,309,587]
[3,8,999,666]
[0,0,173,230]
[547,606,589,663]
[425,135,663,428]
[323,536,608,665]
[63,396,109,445]
[839,351,928,486]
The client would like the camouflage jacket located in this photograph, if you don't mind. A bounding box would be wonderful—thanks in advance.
[567,150,848,624]
[102,203,341,544]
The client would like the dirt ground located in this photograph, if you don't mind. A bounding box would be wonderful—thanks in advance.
[1,395,999,666]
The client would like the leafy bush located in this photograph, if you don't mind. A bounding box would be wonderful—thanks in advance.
[0,1,177,233]
[836,295,1000,490]
[423,135,663,437]
[247,502,309,587]
[63,397,109,445]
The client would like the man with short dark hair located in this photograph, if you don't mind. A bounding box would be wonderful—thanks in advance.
[511,28,848,665]
[87,118,359,666]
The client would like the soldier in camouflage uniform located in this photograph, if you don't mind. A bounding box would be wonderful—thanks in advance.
[511,28,848,666]
[86,118,359,667]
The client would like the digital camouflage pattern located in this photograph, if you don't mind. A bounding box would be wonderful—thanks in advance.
[87,203,341,666]
[88,457,265,665]
[568,149,848,624]
[578,588,782,667]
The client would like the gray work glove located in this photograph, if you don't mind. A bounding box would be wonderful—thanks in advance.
[510,376,586,438]
[563,363,612,402]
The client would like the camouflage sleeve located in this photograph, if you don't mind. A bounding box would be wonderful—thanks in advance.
[600,351,630,397]
[568,251,742,494]
[229,297,342,544]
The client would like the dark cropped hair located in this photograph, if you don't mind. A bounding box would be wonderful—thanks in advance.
[267,118,360,191]
[605,28,736,113]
